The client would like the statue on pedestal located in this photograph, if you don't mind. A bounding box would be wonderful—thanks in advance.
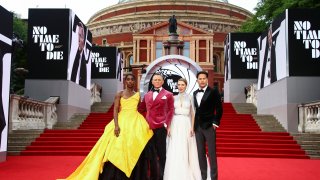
[169,15,177,34]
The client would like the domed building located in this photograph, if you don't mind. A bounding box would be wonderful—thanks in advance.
[86,0,252,90]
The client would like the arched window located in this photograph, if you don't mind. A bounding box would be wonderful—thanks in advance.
[213,55,220,72]
[126,55,133,72]
[183,42,190,57]
[156,41,163,59]
[129,55,133,66]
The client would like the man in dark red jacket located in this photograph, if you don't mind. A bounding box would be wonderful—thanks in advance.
[139,73,174,180]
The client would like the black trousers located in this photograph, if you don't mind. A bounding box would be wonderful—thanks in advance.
[195,126,218,180]
[148,127,166,180]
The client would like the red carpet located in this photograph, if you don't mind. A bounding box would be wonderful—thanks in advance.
[2,103,316,179]
[21,103,309,159]
[1,156,320,180]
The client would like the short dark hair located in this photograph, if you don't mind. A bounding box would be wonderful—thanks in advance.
[152,73,164,80]
[125,74,136,80]
[196,71,208,78]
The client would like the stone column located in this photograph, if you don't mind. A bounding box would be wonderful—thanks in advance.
[164,33,184,55]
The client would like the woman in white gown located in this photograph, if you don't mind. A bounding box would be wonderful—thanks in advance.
[164,78,202,180]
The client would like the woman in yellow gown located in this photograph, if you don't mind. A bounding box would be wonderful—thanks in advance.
[61,74,153,180]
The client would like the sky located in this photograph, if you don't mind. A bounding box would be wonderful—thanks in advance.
[0,0,258,23]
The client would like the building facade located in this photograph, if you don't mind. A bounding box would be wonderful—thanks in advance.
[86,0,252,90]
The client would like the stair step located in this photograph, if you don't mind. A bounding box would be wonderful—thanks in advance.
[10,130,44,134]
[217,152,308,159]
[8,134,41,138]
[300,144,320,149]
[31,141,96,146]
[295,140,320,145]
[7,151,21,156]
[8,142,31,146]
[7,146,27,151]
[305,150,320,156]
[20,151,90,156]
[294,137,320,141]
[8,137,40,143]
[26,146,93,151]
[292,133,320,136]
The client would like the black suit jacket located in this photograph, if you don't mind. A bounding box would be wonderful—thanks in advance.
[71,50,87,88]
[193,86,223,130]
[260,31,279,89]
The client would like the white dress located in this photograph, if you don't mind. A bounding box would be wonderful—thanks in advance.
[164,93,202,180]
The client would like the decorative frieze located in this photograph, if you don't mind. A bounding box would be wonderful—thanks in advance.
[91,21,239,37]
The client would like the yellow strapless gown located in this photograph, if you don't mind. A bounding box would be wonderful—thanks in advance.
[62,93,153,180]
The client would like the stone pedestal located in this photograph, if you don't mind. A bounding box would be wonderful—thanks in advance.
[164,33,184,55]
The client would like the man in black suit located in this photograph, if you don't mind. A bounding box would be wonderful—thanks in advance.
[260,26,280,88]
[71,22,87,88]
[193,71,223,180]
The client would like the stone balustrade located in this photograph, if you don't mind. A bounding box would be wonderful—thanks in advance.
[9,94,59,131]
[245,83,320,132]
[91,83,102,105]
[298,101,320,133]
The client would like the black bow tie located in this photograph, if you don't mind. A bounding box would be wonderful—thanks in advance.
[197,89,204,93]
[152,89,160,93]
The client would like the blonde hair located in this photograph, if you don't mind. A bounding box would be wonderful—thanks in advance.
[178,78,188,86]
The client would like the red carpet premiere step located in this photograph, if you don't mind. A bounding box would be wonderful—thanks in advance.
[21,103,309,159]
[2,156,320,180]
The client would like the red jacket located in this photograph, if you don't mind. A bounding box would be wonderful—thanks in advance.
[139,89,174,129]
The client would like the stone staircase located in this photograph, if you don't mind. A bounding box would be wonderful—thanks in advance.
[8,102,320,158]
[252,114,287,132]
[7,130,44,155]
[232,103,257,114]
[7,102,112,155]
[232,103,320,159]
[91,102,113,112]
[291,133,320,159]
[53,114,89,130]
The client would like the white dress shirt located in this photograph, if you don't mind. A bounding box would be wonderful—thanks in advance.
[196,85,207,106]
[153,87,162,100]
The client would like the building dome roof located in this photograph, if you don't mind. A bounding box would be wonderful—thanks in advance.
[87,0,252,45]
[118,0,135,3]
